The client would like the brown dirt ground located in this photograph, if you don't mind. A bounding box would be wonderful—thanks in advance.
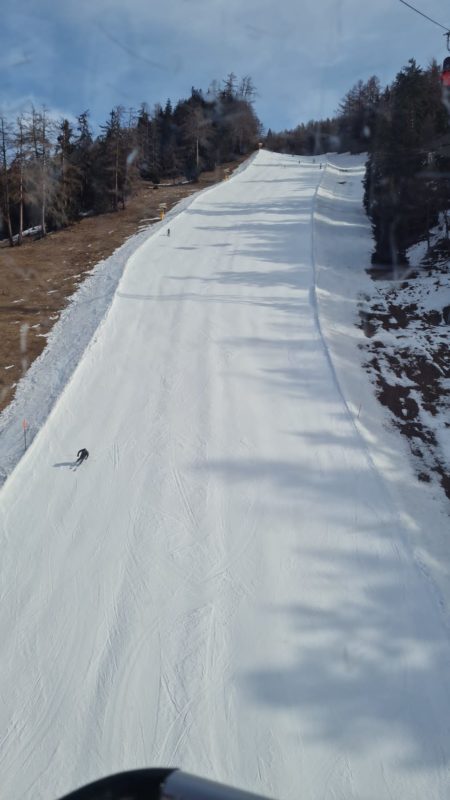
[0,157,247,413]
[359,293,450,500]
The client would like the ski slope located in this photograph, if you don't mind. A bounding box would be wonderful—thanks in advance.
[1,150,450,800]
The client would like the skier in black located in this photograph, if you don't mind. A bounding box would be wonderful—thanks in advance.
[75,448,89,466]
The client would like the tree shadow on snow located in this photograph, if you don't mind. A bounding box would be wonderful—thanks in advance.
[192,448,450,770]
[239,541,450,771]
[175,168,450,770]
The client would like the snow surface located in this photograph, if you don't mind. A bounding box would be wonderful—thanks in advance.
[1,151,450,800]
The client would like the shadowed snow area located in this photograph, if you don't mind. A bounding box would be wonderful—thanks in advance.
[1,151,450,800]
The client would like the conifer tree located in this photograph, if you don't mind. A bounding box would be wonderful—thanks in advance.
[53,118,81,226]
[365,59,450,265]
[98,106,128,211]
[26,105,53,236]
[72,111,95,212]
[0,115,14,245]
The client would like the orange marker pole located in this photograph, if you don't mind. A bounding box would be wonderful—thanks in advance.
[22,419,28,451]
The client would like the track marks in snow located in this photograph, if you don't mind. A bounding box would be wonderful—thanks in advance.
[2,152,450,800]
[112,442,120,470]
[202,492,260,598]
[172,464,198,531]
[157,602,228,771]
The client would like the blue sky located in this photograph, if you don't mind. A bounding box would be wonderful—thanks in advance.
[2,0,449,131]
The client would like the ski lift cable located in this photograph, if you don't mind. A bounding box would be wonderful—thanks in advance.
[398,0,449,33]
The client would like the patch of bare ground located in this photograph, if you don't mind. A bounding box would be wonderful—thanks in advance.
[359,263,450,500]
[0,157,247,413]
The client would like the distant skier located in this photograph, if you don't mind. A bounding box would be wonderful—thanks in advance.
[167,228,171,237]
[75,448,89,466]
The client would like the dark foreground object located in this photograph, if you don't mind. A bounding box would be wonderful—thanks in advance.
[59,769,273,800]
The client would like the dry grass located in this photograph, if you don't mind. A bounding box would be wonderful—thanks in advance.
[0,158,245,413]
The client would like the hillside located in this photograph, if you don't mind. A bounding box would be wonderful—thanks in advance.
[361,241,450,500]
[0,151,449,800]
[0,160,244,414]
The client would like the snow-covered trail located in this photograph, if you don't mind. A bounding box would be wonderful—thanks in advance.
[1,151,450,800]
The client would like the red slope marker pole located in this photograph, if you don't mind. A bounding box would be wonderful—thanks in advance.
[22,419,28,451]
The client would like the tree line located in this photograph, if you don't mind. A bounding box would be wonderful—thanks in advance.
[265,62,450,266]
[364,59,450,266]
[0,73,261,246]
[264,76,381,157]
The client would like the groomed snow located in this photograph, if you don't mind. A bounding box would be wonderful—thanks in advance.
[1,151,450,800]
